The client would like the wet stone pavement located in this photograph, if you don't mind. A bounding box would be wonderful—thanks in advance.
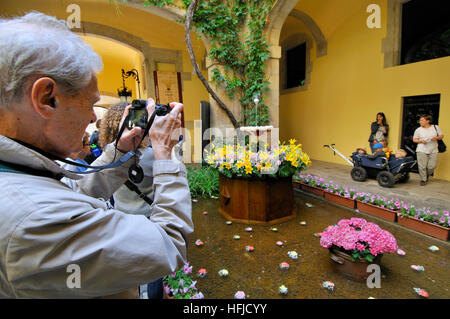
[187,191,450,299]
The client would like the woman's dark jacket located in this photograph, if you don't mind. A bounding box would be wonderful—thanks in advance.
[368,122,389,143]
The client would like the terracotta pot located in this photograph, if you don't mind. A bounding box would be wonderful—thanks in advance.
[299,183,325,197]
[398,215,449,241]
[324,192,356,209]
[356,201,397,222]
[163,285,173,299]
[292,180,302,190]
[329,249,382,282]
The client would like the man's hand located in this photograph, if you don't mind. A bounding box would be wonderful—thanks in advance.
[150,102,183,160]
[116,98,156,153]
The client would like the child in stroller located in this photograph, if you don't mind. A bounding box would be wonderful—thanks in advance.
[350,143,416,187]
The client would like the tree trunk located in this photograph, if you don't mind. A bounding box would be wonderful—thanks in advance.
[184,0,240,129]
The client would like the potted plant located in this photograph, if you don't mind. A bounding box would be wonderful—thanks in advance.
[205,139,311,223]
[293,174,326,197]
[355,193,399,222]
[163,263,204,299]
[323,184,357,209]
[320,218,398,282]
[397,206,449,241]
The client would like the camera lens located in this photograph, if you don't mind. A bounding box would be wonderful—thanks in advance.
[132,99,147,109]
[155,103,171,116]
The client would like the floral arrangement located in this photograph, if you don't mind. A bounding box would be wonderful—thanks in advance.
[163,263,204,299]
[399,205,449,228]
[294,174,328,189]
[320,218,398,262]
[295,174,450,228]
[356,193,449,227]
[326,184,357,199]
[205,139,311,179]
[355,192,401,210]
[295,174,356,198]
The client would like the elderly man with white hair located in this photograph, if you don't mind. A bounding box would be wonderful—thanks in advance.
[0,11,193,298]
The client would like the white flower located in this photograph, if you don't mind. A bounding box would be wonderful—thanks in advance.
[218,269,229,277]
[288,251,298,260]
[278,285,288,295]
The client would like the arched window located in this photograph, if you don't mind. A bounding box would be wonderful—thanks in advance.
[280,33,313,93]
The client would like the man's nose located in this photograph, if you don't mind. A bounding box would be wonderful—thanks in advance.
[90,110,97,124]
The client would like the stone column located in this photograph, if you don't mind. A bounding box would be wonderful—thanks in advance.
[265,45,282,129]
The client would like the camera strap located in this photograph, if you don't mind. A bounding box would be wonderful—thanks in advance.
[8,108,161,177]
[124,180,153,206]
[66,108,159,175]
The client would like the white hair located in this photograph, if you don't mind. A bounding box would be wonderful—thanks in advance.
[0,11,103,107]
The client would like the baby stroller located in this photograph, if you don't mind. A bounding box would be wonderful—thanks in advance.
[323,144,416,188]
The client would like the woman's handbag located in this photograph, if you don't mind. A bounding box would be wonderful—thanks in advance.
[434,125,446,153]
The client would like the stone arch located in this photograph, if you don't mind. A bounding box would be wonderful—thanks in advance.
[261,0,328,126]
[288,9,328,58]
[118,0,185,25]
[279,33,314,94]
[262,0,300,128]
[72,20,187,99]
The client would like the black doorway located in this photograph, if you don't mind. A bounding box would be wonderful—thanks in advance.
[401,94,440,173]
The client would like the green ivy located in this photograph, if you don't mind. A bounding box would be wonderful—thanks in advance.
[114,0,274,126]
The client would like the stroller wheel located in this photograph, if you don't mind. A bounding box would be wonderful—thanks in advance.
[351,167,367,182]
[398,172,410,183]
[377,171,395,188]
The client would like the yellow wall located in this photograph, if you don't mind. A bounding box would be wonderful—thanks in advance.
[3,0,449,174]
[0,0,210,160]
[82,35,143,101]
[280,0,450,181]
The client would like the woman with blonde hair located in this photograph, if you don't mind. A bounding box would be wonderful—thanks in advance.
[98,101,154,213]
[99,101,160,299]
[99,102,147,149]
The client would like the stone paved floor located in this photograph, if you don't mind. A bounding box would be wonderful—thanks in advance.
[187,192,450,299]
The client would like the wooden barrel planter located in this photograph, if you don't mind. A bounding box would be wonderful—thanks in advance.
[219,175,296,224]
[397,215,449,241]
[356,201,398,222]
[324,192,356,209]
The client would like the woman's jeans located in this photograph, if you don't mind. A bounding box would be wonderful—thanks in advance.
[416,152,438,182]
[147,278,163,299]
[140,278,163,299]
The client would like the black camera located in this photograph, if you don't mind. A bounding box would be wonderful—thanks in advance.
[128,99,172,129]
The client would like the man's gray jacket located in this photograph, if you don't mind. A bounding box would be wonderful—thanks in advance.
[0,135,193,298]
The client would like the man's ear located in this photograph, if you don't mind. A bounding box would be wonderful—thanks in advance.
[30,77,58,119]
